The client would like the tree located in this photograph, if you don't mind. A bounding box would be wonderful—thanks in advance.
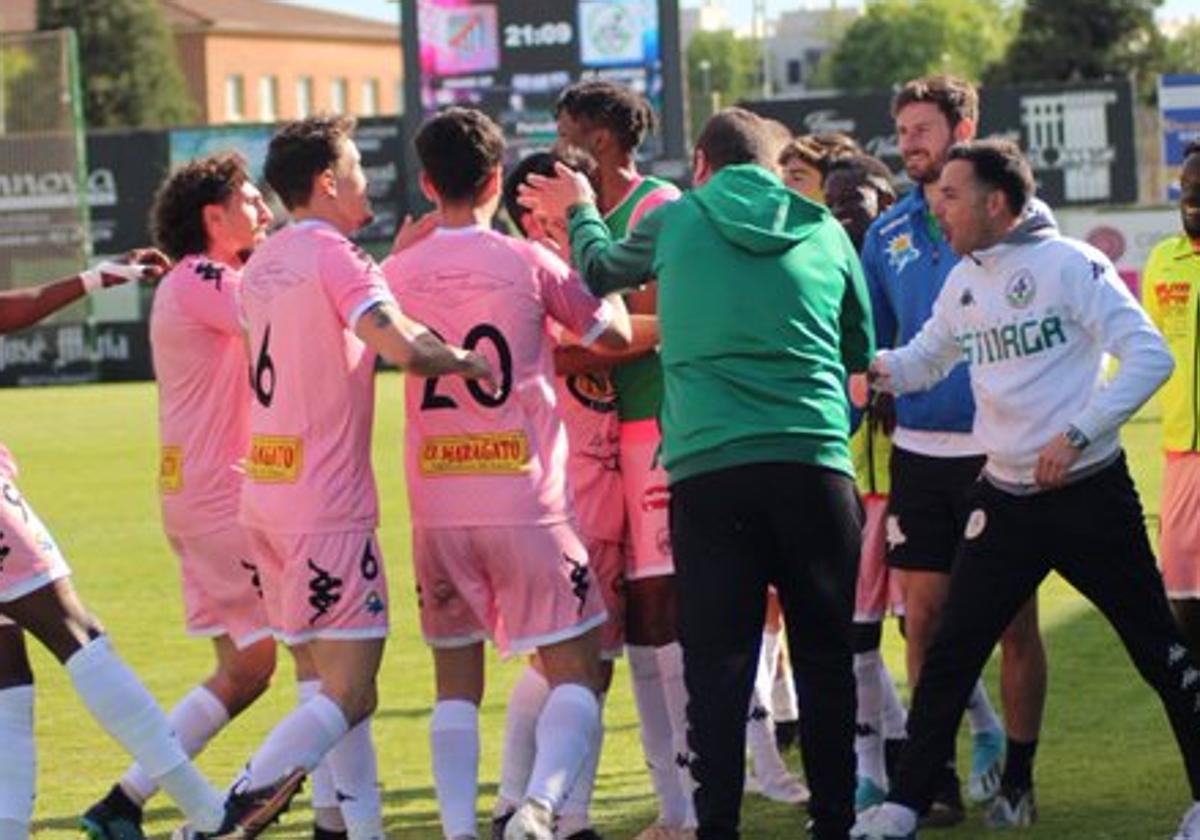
[819,0,1018,93]
[1165,21,1200,75]
[686,30,762,140]
[986,0,1165,85]
[38,0,194,129]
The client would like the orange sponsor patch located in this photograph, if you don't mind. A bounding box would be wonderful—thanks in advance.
[159,446,183,494]
[419,431,530,476]
[247,435,303,483]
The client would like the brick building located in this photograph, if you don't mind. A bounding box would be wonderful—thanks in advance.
[0,0,403,125]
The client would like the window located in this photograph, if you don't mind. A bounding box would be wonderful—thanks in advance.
[395,77,405,115]
[225,74,245,121]
[786,59,802,86]
[331,77,348,114]
[360,79,379,116]
[296,76,314,118]
[259,75,279,122]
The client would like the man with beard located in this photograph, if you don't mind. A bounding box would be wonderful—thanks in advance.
[851,136,1200,840]
[860,76,1047,826]
[1143,140,1200,657]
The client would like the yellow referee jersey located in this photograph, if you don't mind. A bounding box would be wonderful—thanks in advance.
[1143,234,1200,452]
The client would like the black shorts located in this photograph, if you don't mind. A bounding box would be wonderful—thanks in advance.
[885,446,985,573]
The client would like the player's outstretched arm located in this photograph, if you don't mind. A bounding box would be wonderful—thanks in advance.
[354,300,497,390]
[0,249,169,335]
[519,162,659,296]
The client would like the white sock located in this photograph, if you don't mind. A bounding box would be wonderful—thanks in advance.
[498,666,550,812]
[526,684,599,811]
[120,685,230,805]
[327,717,383,840]
[771,640,799,723]
[558,691,606,834]
[431,700,479,840]
[628,645,689,826]
[66,637,223,830]
[0,686,35,829]
[880,801,919,832]
[965,678,1002,735]
[760,630,782,691]
[297,680,341,828]
[854,651,886,788]
[241,693,348,789]
[880,660,908,741]
[657,642,696,826]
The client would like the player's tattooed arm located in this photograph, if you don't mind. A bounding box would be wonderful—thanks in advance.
[354,300,499,391]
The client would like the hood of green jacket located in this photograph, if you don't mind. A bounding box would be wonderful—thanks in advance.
[690,164,829,255]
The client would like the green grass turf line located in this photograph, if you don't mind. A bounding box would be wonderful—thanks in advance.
[0,379,1185,837]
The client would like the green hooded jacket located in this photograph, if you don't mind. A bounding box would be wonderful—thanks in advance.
[568,163,874,483]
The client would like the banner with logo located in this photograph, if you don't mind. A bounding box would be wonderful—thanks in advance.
[1056,207,1177,297]
[746,79,1139,207]
[1159,74,1200,201]
[0,321,152,386]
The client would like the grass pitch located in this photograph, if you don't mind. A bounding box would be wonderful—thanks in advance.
[0,377,1189,838]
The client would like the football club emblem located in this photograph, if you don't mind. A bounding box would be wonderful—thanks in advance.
[886,230,920,272]
[1005,269,1036,309]
[965,509,988,540]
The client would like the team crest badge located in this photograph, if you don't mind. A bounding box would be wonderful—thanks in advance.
[886,230,920,272]
[965,509,987,540]
[1005,269,1036,309]
[364,590,385,616]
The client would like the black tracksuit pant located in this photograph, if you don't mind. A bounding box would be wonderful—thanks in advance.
[671,461,863,840]
[890,453,1200,811]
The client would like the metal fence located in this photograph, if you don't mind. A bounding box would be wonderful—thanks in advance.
[0,28,89,324]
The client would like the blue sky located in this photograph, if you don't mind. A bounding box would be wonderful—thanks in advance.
[283,0,1200,26]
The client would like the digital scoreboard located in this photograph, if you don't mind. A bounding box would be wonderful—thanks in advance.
[402,0,684,177]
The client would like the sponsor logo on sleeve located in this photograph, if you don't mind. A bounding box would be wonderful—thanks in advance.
[159,446,183,494]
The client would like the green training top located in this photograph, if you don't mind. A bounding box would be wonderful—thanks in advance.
[568,164,874,483]
[605,176,675,422]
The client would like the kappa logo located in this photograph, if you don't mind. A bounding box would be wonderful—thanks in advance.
[959,288,975,307]
[965,509,988,540]
[885,515,906,549]
[1005,269,1036,309]
[564,554,591,615]
[306,558,343,624]
[240,559,263,599]
[193,260,224,289]
[886,229,920,272]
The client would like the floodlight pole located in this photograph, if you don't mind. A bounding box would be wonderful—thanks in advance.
[754,0,769,99]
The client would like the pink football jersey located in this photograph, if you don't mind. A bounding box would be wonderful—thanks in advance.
[383,225,612,528]
[548,323,624,543]
[238,220,395,534]
[151,254,251,536]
